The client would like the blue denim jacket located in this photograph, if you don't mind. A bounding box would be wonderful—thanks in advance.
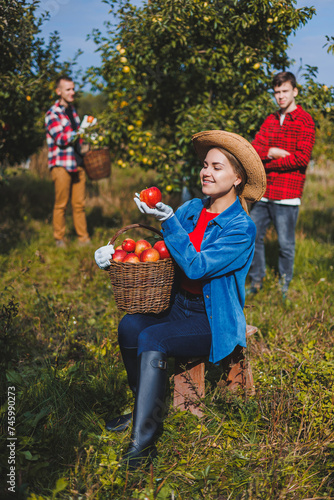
[161,197,256,364]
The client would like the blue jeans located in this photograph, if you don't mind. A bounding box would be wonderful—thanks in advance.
[249,201,299,291]
[118,293,212,357]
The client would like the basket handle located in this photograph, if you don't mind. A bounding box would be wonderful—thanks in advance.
[108,223,162,246]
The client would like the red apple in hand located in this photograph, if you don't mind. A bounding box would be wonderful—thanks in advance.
[122,238,136,252]
[135,239,152,256]
[140,248,160,262]
[139,187,162,208]
[123,253,140,263]
[112,249,127,262]
[153,240,170,259]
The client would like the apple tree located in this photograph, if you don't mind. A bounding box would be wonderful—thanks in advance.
[88,0,333,193]
[0,0,68,168]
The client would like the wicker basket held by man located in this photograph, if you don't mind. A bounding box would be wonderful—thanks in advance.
[94,130,266,469]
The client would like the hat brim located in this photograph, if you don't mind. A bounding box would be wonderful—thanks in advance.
[192,130,267,202]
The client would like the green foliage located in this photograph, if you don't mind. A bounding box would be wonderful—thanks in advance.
[0,297,19,388]
[324,35,334,55]
[0,159,333,498]
[0,0,69,166]
[76,92,109,117]
[311,115,334,161]
[298,68,334,124]
[87,0,333,193]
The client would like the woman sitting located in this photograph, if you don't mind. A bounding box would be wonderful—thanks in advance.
[94,130,266,469]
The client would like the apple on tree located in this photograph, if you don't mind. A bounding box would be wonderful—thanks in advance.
[139,187,162,208]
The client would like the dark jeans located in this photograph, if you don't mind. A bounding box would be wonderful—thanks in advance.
[249,201,299,292]
[118,293,212,358]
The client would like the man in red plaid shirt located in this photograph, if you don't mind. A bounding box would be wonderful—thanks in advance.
[248,71,315,298]
[45,75,92,247]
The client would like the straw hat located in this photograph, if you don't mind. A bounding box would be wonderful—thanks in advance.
[192,130,266,203]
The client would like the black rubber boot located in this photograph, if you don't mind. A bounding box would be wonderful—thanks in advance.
[105,412,132,432]
[122,350,168,469]
[105,347,137,432]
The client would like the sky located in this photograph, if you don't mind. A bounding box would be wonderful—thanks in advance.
[37,0,334,88]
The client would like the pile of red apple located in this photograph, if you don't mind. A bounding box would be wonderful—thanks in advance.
[112,238,170,263]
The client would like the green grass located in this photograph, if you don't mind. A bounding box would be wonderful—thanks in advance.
[0,160,334,499]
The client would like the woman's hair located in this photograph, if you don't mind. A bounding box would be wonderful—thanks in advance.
[215,147,248,197]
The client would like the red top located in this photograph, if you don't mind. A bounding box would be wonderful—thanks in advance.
[252,105,315,200]
[180,208,219,294]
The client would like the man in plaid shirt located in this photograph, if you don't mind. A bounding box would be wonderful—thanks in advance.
[45,75,91,247]
[248,71,315,297]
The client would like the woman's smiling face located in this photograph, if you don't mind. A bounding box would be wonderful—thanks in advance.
[200,148,241,201]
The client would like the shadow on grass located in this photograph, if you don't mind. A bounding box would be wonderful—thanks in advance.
[11,369,128,498]
[86,206,122,236]
[298,207,334,244]
[0,171,54,221]
[0,172,126,253]
[0,173,54,253]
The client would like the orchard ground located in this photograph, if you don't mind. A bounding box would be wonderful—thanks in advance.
[0,152,333,499]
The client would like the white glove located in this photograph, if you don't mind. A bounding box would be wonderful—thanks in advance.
[94,244,115,270]
[134,194,174,222]
[79,115,97,133]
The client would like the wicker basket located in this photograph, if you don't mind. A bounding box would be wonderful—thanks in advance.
[108,224,176,314]
[83,148,111,180]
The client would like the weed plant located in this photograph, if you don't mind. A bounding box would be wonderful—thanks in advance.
[0,160,333,499]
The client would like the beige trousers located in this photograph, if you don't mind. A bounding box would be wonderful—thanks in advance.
[51,166,89,242]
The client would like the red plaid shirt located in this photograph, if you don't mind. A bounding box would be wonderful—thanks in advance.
[45,101,82,172]
[252,105,315,200]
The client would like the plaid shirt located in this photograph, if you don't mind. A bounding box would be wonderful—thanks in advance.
[45,101,81,172]
[252,105,315,200]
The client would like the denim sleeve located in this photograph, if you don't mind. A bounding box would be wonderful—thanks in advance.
[162,213,255,280]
